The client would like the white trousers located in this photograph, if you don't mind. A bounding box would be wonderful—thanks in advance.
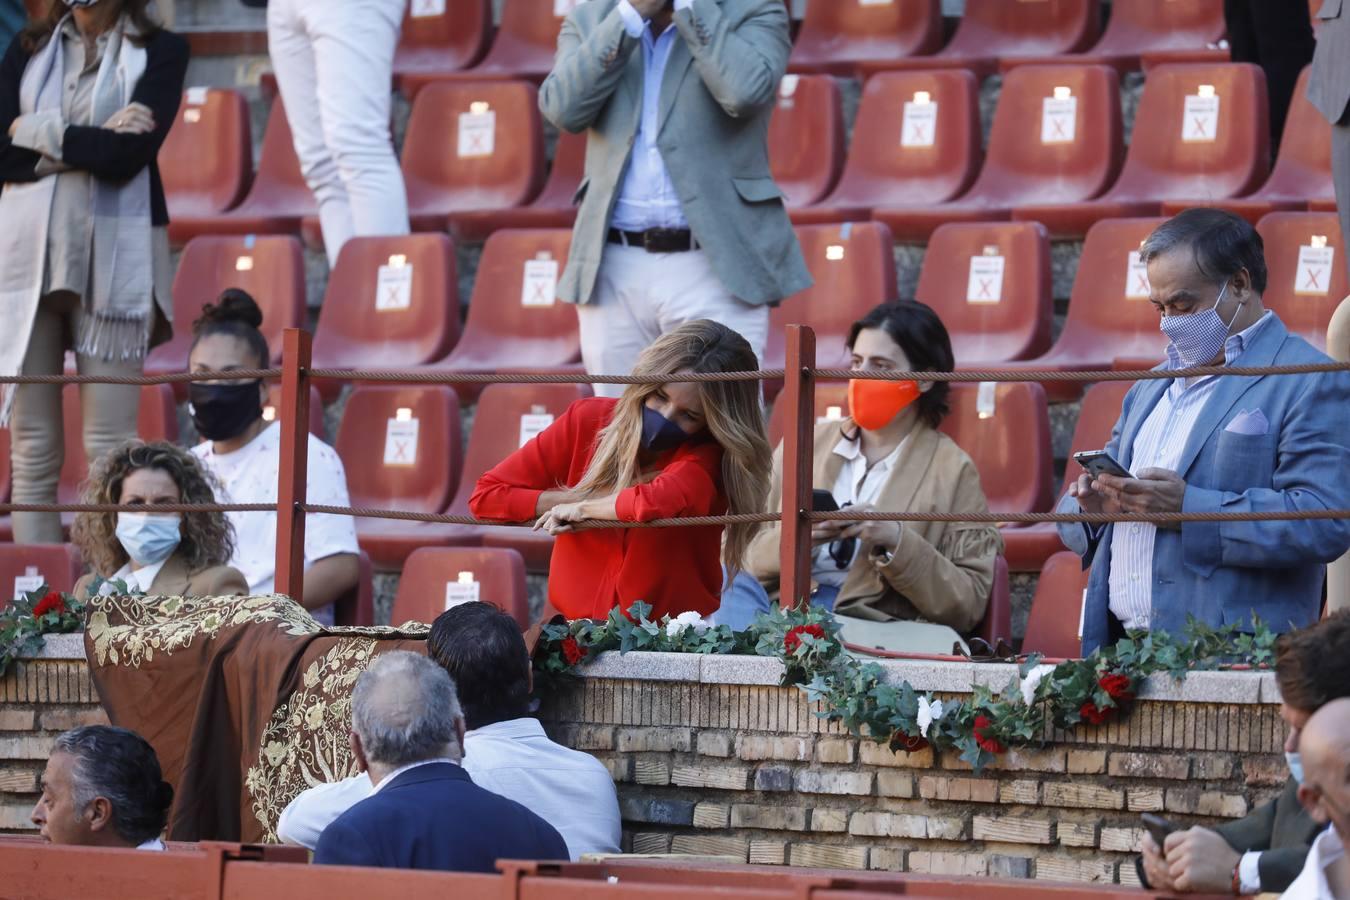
[577,244,769,399]
[267,0,409,266]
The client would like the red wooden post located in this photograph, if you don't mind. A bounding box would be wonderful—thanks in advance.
[779,325,816,609]
[275,328,312,607]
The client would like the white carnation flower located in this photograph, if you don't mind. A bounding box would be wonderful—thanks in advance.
[665,611,710,639]
[916,696,944,738]
[1019,664,1056,707]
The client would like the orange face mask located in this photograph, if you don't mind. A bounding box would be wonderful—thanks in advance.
[847,378,922,430]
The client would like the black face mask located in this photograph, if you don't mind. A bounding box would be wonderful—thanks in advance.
[640,406,690,453]
[189,381,263,441]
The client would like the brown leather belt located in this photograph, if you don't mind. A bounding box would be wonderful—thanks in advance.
[607,227,699,253]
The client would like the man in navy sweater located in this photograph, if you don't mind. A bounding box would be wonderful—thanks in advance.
[313,651,567,872]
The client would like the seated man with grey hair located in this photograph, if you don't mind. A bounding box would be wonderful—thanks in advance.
[313,650,568,871]
[31,725,173,850]
[1282,697,1350,898]
[1059,207,1350,655]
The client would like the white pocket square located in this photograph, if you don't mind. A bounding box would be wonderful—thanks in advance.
[1224,408,1270,436]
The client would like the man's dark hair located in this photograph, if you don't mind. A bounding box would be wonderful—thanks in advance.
[1275,610,1350,713]
[426,603,531,730]
[846,301,954,429]
[1139,207,1269,294]
[53,726,173,846]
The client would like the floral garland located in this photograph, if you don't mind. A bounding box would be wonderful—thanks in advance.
[0,578,138,677]
[536,602,1279,773]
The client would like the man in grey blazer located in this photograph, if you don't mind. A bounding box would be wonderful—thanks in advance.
[1308,0,1350,264]
[539,0,811,395]
[1058,209,1350,655]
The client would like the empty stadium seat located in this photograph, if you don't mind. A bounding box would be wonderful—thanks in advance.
[167,100,316,244]
[791,71,981,231]
[764,223,897,400]
[857,0,1100,79]
[1003,379,1132,571]
[335,385,463,569]
[977,556,1013,648]
[145,236,306,396]
[58,384,179,506]
[262,384,326,439]
[449,129,586,243]
[1014,63,1271,238]
[392,0,493,96]
[1022,551,1090,658]
[914,222,1054,364]
[938,383,1055,517]
[1162,67,1335,222]
[159,88,252,228]
[787,0,942,76]
[429,229,582,403]
[311,235,460,401]
[769,75,845,209]
[1256,211,1348,351]
[0,544,85,604]
[874,64,1123,241]
[402,81,546,233]
[984,217,1170,402]
[402,0,573,90]
[453,383,594,570]
[333,550,376,627]
[390,547,530,630]
[1010,0,1226,73]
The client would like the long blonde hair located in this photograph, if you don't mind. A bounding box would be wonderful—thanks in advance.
[568,320,771,577]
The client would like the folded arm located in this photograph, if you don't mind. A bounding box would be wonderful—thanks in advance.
[0,38,43,183]
[469,405,584,523]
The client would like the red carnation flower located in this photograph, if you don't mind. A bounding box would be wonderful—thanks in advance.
[890,730,929,754]
[1098,672,1135,703]
[972,714,1006,754]
[1079,701,1115,725]
[561,636,587,666]
[784,623,826,655]
[32,591,65,618]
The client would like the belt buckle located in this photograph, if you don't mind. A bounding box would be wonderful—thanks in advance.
[642,228,669,253]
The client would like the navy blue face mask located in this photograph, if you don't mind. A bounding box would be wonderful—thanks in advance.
[641,405,690,453]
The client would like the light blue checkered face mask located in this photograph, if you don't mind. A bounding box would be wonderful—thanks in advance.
[62,0,103,6]
[1159,280,1244,368]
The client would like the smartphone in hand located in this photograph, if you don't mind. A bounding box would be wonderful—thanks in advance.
[1073,449,1133,480]
[1141,813,1176,854]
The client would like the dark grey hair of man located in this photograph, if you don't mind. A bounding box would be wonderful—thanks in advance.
[351,650,464,767]
[54,726,173,845]
[1139,207,1269,294]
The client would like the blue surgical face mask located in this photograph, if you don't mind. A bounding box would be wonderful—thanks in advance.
[116,512,181,566]
[1159,280,1245,368]
[1286,750,1305,786]
[640,405,690,453]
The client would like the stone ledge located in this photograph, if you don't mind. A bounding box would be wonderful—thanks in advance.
[28,634,87,661]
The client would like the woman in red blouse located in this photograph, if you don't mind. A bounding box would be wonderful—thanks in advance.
[470,320,771,621]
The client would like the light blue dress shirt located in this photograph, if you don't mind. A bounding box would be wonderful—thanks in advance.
[610,0,693,231]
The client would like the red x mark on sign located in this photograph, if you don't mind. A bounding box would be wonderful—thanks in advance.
[909,123,929,143]
[977,278,994,298]
[383,285,403,307]
[390,439,410,462]
[1304,268,1323,291]
[1190,117,1208,138]
[1134,273,1150,295]
[1050,116,1069,139]
[466,130,487,152]
[531,281,549,303]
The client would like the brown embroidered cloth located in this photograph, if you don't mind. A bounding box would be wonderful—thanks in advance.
[84,593,428,843]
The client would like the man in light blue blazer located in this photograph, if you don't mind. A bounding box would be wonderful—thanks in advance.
[539,0,811,396]
[1059,209,1350,655]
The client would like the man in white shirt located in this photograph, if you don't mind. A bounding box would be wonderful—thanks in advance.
[1282,698,1350,899]
[279,602,621,859]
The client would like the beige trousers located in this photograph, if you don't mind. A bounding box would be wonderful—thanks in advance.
[11,291,142,543]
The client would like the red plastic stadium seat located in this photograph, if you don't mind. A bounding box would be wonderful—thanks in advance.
[875,65,1123,241]
[976,556,1013,647]
[402,82,545,233]
[764,223,897,400]
[914,222,1053,365]
[333,550,375,627]
[430,229,582,403]
[311,235,460,401]
[1256,211,1349,351]
[159,88,252,230]
[0,544,85,604]
[1023,551,1091,658]
[938,383,1055,517]
[765,383,849,449]
[0,427,10,504]
[1014,63,1271,238]
[1002,380,1132,571]
[403,0,573,90]
[58,384,179,506]
[1011,0,1226,73]
[390,547,530,630]
[168,100,316,243]
[392,0,493,97]
[787,0,942,77]
[985,218,1170,402]
[145,236,306,396]
[449,129,586,243]
[262,384,325,439]
[1162,67,1335,223]
[335,385,463,569]
[792,71,981,231]
[769,75,845,208]
[858,0,1100,79]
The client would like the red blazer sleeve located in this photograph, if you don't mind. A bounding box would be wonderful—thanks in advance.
[469,401,591,523]
[614,444,723,522]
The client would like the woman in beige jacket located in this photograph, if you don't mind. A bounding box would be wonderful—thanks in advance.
[718,302,1002,653]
